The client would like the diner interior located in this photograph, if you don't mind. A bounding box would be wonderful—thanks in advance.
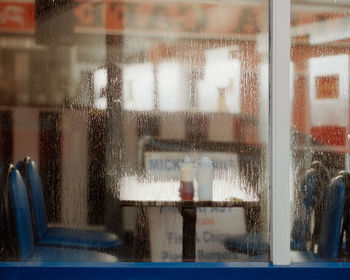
[0,0,350,263]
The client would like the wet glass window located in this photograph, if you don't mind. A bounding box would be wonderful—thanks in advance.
[291,0,350,262]
[0,0,269,262]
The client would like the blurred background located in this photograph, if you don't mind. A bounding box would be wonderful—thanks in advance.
[1,0,350,262]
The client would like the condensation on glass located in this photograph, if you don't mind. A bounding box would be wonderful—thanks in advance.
[0,0,269,262]
[291,0,350,262]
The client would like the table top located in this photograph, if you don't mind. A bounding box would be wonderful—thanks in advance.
[119,175,259,207]
[120,199,259,208]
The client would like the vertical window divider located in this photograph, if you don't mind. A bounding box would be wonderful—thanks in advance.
[270,0,291,265]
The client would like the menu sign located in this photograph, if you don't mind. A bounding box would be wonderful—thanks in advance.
[148,206,248,262]
[0,0,262,37]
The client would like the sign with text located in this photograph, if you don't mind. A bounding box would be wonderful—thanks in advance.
[0,2,35,32]
[0,1,262,38]
[144,151,239,180]
[148,206,250,262]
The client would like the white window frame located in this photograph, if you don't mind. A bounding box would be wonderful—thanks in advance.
[270,0,291,265]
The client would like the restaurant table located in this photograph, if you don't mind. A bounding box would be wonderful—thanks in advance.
[121,200,260,261]
[119,176,260,262]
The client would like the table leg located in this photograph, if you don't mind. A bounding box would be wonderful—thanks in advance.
[135,207,151,261]
[182,207,197,262]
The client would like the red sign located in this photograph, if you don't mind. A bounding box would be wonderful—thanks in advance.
[74,1,105,31]
[311,126,346,146]
[104,1,261,35]
[0,2,35,32]
[0,1,262,37]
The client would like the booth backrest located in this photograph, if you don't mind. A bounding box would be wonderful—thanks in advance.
[291,168,316,251]
[310,161,330,249]
[0,166,5,259]
[338,171,350,257]
[318,176,346,260]
[8,167,35,260]
[0,165,18,260]
[20,158,48,240]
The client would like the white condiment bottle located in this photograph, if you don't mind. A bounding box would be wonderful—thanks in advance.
[197,157,213,201]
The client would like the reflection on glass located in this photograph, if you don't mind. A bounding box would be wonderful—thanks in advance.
[291,0,350,262]
[0,0,269,262]
[198,47,241,113]
[123,63,154,111]
[94,68,108,110]
[158,60,190,112]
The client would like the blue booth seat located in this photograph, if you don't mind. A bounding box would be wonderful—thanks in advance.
[337,171,350,258]
[224,168,316,256]
[224,171,346,262]
[16,158,122,251]
[7,165,117,262]
[317,175,346,260]
[0,165,18,261]
[291,175,345,262]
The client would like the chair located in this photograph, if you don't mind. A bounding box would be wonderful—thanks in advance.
[338,171,350,259]
[309,160,330,251]
[291,167,316,251]
[6,164,117,261]
[291,174,346,262]
[0,165,16,260]
[224,168,316,256]
[317,175,346,260]
[16,157,122,251]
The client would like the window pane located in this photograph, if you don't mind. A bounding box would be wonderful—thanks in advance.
[0,0,269,262]
[291,0,350,262]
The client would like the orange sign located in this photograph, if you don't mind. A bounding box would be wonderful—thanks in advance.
[104,1,262,35]
[0,2,35,32]
[0,1,262,37]
[74,1,105,31]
